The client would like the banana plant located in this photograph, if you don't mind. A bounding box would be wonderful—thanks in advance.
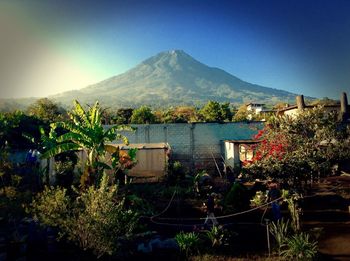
[42,100,134,187]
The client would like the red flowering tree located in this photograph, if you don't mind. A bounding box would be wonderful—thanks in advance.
[243,106,350,186]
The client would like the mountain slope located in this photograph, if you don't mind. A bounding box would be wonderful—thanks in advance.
[53,50,297,107]
[4,50,295,107]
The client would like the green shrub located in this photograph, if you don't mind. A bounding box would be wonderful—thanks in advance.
[224,182,250,212]
[167,161,186,185]
[280,233,318,260]
[269,218,290,253]
[29,186,70,227]
[206,225,225,248]
[283,191,301,233]
[250,190,267,207]
[30,173,138,258]
[175,231,200,258]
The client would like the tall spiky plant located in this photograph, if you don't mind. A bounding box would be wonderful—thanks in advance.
[42,100,133,187]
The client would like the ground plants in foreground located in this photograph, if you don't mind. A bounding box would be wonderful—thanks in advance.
[269,218,290,254]
[283,191,301,233]
[175,231,200,258]
[280,232,318,260]
[30,173,138,258]
[206,225,226,248]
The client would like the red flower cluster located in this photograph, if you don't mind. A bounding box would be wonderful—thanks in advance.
[253,129,265,140]
[245,128,289,166]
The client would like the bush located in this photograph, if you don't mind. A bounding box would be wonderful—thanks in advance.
[206,225,225,248]
[167,161,186,185]
[224,182,250,212]
[269,218,291,254]
[175,231,200,258]
[30,173,139,258]
[280,233,318,260]
[29,186,70,227]
[250,190,267,207]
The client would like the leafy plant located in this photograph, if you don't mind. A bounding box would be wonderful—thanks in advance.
[130,105,156,124]
[269,218,290,253]
[280,233,318,260]
[206,225,225,248]
[42,100,133,188]
[193,170,210,195]
[30,173,139,258]
[250,190,267,207]
[243,106,350,186]
[175,231,200,258]
[199,101,232,122]
[29,186,70,227]
[224,182,250,212]
[283,191,301,233]
[125,194,155,216]
[167,161,186,185]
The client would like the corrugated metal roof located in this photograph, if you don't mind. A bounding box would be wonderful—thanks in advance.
[224,139,260,144]
[107,143,170,150]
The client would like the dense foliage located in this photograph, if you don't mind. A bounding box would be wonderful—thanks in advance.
[42,100,134,187]
[27,98,66,123]
[130,105,156,124]
[199,101,232,122]
[0,111,44,150]
[243,106,350,184]
[30,173,138,258]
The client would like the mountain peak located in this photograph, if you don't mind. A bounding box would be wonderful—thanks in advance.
[140,49,202,70]
[51,50,298,107]
[169,49,187,55]
[152,49,191,60]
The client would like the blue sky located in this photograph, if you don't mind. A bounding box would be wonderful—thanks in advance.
[1,0,350,99]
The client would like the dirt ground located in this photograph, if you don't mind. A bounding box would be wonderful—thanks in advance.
[305,175,350,261]
[317,223,350,261]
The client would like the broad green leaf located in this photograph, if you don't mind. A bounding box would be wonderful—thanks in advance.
[41,143,81,159]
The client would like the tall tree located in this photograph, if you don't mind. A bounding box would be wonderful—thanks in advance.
[27,98,65,123]
[114,108,134,124]
[200,101,232,122]
[130,106,156,124]
[173,106,200,122]
[0,111,44,150]
[232,104,249,122]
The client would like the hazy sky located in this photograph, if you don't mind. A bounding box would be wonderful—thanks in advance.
[1,0,350,99]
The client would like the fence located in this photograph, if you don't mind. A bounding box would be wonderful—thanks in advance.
[115,122,263,173]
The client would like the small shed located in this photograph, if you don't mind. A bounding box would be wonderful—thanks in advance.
[115,143,171,182]
[42,143,171,184]
[223,139,260,168]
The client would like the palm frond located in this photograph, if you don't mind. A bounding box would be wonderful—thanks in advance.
[41,143,81,159]
[56,132,93,149]
[73,100,89,126]
[104,144,119,154]
[89,101,101,125]
[95,161,111,170]
[54,121,91,142]
[116,133,129,145]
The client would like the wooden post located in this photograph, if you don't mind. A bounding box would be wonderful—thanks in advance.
[296,95,306,111]
[265,219,271,256]
[233,143,240,167]
[340,92,349,121]
[190,123,195,171]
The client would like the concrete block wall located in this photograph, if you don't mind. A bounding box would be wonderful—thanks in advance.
[116,122,263,174]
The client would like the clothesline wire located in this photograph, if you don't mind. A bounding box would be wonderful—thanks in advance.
[141,182,345,227]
